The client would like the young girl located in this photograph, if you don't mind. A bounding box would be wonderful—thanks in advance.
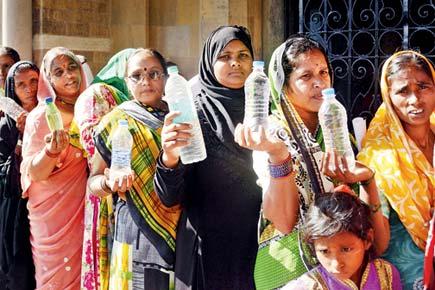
[283,190,402,290]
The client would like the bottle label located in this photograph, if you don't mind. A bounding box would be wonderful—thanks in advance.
[111,149,131,167]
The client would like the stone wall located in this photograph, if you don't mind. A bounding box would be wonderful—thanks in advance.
[32,0,285,78]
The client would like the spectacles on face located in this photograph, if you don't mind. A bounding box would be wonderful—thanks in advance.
[128,70,166,83]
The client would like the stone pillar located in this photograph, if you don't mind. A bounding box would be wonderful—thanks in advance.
[2,0,32,59]
[262,0,285,65]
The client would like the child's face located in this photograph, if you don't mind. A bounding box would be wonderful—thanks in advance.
[314,231,371,284]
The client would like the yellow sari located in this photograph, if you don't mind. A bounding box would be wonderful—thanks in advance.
[358,50,435,250]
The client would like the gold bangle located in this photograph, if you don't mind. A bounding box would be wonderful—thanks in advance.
[44,147,60,158]
[369,203,381,213]
[359,168,376,187]
[100,176,112,194]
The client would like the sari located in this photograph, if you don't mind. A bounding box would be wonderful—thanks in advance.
[20,47,89,290]
[75,49,133,290]
[252,41,361,289]
[283,258,402,290]
[94,100,181,288]
[358,51,435,289]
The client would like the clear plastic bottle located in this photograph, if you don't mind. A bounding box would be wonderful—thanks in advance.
[165,66,207,164]
[318,88,355,171]
[243,60,270,132]
[0,95,27,121]
[109,119,133,187]
[45,97,64,131]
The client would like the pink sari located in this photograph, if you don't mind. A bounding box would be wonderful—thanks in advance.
[21,47,89,290]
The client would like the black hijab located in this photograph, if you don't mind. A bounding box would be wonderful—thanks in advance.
[4,61,39,106]
[197,25,254,142]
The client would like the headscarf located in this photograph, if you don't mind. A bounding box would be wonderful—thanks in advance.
[92,48,135,97]
[268,40,328,198]
[196,25,253,142]
[358,50,435,250]
[4,61,39,106]
[36,47,89,103]
[21,47,88,194]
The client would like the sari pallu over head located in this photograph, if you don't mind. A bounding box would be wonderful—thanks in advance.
[358,50,435,250]
[20,47,88,290]
[75,49,133,290]
[253,40,335,290]
[75,48,134,159]
[21,46,89,194]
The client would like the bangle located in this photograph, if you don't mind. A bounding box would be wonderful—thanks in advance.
[44,147,60,158]
[268,154,294,178]
[369,203,381,213]
[359,169,376,187]
[100,176,112,194]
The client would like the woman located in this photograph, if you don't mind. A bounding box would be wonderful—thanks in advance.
[358,51,435,289]
[154,25,262,289]
[0,61,39,289]
[88,48,180,289]
[0,47,20,91]
[234,36,389,289]
[75,48,133,290]
[20,47,88,289]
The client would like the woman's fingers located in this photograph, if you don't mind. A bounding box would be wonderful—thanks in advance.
[163,111,181,126]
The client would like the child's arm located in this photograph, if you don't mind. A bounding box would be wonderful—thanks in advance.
[359,175,390,255]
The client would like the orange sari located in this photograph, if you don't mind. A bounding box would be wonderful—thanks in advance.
[21,47,88,290]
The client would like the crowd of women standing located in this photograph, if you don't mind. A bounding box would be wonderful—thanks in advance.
[0,23,433,290]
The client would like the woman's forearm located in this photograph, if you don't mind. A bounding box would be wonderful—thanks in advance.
[28,147,60,181]
[88,174,112,197]
[262,149,300,234]
[263,175,300,234]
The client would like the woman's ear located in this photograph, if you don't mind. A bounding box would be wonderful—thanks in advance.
[364,228,374,250]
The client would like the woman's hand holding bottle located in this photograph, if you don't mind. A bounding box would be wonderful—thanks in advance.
[234,123,289,163]
[161,111,192,168]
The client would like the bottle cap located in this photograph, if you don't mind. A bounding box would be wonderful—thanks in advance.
[322,88,335,98]
[167,66,179,74]
[118,119,128,126]
[45,97,54,103]
[253,61,265,68]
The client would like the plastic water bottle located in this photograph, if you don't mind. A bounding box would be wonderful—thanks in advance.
[109,119,133,187]
[0,95,27,121]
[243,61,270,132]
[318,88,355,171]
[165,66,206,164]
[45,97,63,131]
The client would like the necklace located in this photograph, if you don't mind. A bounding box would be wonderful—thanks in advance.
[57,97,76,107]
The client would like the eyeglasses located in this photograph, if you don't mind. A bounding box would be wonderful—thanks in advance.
[128,71,166,83]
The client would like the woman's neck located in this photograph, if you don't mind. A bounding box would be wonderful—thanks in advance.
[55,95,76,111]
[295,107,319,135]
[403,122,434,163]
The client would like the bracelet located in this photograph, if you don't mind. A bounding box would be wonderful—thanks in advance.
[369,203,381,213]
[44,147,60,158]
[100,176,112,194]
[268,154,294,178]
[359,168,376,187]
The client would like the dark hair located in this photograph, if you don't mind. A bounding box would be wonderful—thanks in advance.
[125,48,167,76]
[0,46,20,63]
[282,36,333,84]
[302,191,373,256]
[386,51,434,84]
